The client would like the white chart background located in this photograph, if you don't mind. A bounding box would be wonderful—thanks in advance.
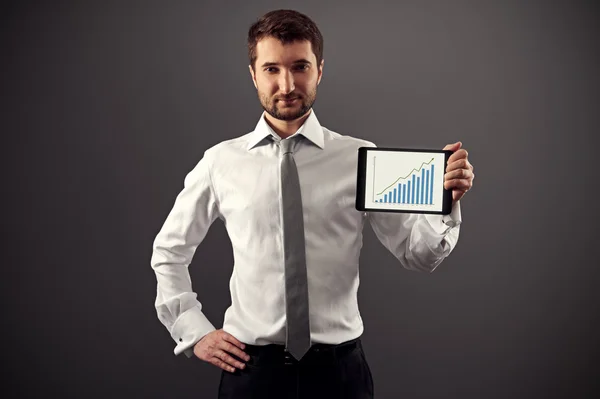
[364,150,446,212]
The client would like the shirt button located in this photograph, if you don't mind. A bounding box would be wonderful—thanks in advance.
[179,338,183,342]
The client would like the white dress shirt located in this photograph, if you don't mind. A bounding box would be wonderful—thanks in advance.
[150,109,461,358]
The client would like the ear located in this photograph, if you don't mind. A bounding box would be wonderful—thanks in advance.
[317,59,324,85]
[249,64,258,89]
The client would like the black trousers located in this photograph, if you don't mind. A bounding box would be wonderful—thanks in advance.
[217,337,374,399]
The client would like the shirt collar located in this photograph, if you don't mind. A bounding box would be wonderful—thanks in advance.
[246,109,325,151]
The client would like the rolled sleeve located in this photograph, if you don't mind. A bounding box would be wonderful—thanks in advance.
[368,201,461,273]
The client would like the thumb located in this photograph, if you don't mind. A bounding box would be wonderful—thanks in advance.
[442,141,462,152]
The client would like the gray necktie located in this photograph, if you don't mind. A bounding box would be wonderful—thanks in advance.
[279,138,311,361]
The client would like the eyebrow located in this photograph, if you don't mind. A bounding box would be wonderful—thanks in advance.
[260,59,312,68]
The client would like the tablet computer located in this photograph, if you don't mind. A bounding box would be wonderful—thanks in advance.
[356,147,453,215]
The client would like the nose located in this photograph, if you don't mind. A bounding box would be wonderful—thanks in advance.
[278,70,295,94]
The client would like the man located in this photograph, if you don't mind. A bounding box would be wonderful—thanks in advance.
[150,9,474,399]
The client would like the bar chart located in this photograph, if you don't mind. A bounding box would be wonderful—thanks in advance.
[374,158,435,204]
[359,147,448,214]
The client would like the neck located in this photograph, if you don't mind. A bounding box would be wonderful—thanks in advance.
[264,109,312,139]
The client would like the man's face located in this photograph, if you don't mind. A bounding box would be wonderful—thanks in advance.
[249,37,323,121]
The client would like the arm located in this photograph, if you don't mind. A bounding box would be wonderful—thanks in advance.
[367,201,461,273]
[367,140,473,272]
[150,149,221,358]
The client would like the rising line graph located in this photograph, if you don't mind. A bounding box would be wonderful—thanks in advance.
[372,156,436,205]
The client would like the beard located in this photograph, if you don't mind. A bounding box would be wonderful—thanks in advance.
[258,86,317,121]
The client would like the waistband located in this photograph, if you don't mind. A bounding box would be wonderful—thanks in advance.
[242,337,362,366]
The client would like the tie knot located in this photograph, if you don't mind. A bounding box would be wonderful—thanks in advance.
[279,138,294,155]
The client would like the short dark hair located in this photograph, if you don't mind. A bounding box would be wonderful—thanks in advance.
[247,9,324,71]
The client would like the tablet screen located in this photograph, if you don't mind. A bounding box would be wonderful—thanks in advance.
[356,147,452,214]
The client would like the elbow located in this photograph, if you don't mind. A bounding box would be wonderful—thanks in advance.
[401,242,451,273]
[151,244,190,272]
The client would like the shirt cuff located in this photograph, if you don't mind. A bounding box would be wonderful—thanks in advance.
[424,200,462,235]
[170,305,216,357]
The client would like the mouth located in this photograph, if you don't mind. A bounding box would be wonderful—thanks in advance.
[278,98,299,104]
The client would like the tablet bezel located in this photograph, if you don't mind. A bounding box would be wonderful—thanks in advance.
[355,147,453,215]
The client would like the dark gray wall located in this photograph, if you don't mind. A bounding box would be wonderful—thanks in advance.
[2,0,598,398]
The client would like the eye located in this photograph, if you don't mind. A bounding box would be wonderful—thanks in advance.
[294,64,309,71]
[265,67,278,73]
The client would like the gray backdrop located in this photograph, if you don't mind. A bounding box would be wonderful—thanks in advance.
[2,0,598,398]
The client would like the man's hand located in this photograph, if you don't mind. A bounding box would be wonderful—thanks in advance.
[193,329,251,373]
[443,141,474,202]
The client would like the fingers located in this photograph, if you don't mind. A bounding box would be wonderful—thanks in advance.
[442,141,462,151]
[218,340,251,364]
[445,157,474,191]
[220,330,250,362]
[446,158,473,173]
[444,168,474,181]
[212,348,247,372]
[444,178,472,190]
[213,332,250,373]
[194,330,251,374]
[447,148,468,164]
[209,355,238,373]
[441,143,475,200]
[222,331,246,351]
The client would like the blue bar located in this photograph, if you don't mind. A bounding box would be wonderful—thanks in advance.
[407,181,411,204]
[411,175,415,204]
[393,188,397,203]
[397,184,401,203]
[430,164,434,204]
[402,184,406,203]
[425,169,430,204]
[421,168,425,204]
[416,177,420,204]
[384,193,387,203]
